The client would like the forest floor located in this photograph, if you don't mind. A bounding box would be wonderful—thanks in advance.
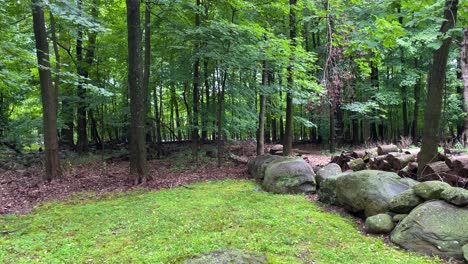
[0,143,331,215]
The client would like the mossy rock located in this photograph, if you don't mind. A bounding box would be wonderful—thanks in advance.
[392,214,408,222]
[440,187,468,206]
[318,172,351,205]
[389,189,424,214]
[316,163,342,187]
[184,249,267,264]
[365,213,394,234]
[335,170,414,217]
[413,181,451,200]
[463,244,468,262]
[262,157,316,194]
[247,154,281,180]
[391,200,468,259]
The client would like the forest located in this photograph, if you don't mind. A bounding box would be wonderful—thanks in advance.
[1,0,468,263]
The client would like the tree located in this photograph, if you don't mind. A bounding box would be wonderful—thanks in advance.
[417,0,458,178]
[31,0,62,181]
[256,61,267,155]
[127,0,148,183]
[192,0,201,161]
[284,0,296,156]
[461,27,468,147]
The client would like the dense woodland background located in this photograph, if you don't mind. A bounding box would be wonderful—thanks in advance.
[1,0,467,181]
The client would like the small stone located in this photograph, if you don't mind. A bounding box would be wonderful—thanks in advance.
[392,214,408,222]
[413,181,451,200]
[184,249,267,264]
[365,213,394,234]
[389,189,424,214]
[441,187,468,206]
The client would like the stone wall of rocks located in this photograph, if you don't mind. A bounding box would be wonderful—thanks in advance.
[248,155,468,261]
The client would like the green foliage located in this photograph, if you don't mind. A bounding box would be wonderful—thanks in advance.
[0,180,440,263]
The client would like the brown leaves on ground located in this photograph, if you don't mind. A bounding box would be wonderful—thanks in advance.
[0,160,249,215]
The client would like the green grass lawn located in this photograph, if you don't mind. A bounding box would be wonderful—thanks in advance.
[0,180,440,264]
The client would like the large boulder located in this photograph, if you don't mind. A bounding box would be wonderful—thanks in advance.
[440,187,468,206]
[184,249,267,264]
[389,189,424,214]
[463,244,468,262]
[365,213,394,234]
[262,157,316,194]
[318,172,351,205]
[391,200,468,259]
[413,181,451,200]
[336,170,414,217]
[247,155,281,180]
[316,163,342,187]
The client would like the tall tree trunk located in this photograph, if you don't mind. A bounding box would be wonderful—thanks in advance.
[202,60,210,142]
[32,0,62,180]
[127,0,148,183]
[257,61,268,155]
[418,0,458,178]
[411,61,422,142]
[50,10,74,149]
[217,69,227,167]
[370,63,379,141]
[76,0,88,154]
[143,2,152,143]
[192,0,201,161]
[284,0,296,156]
[461,27,468,147]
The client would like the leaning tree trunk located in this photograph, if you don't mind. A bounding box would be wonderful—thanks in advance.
[461,27,468,147]
[31,0,62,181]
[126,0,148,183]
[417,0,458,179]
[284,0,297,156]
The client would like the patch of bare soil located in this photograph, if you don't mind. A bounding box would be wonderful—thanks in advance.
[0,160,249,215]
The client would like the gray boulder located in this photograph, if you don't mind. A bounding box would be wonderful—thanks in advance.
[441,187,468,206]
[413,181,451,200]
[318,172,351,205]
[365,214,394,234]
[389,189,424,214]
[262,157,316,194]
[316,163,342,187]
[247,155,281,180]
[184,249,267,264]
[336,170,414,217]
[391,200,468,259]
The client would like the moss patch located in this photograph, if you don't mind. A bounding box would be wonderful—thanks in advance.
[0,180,440,263]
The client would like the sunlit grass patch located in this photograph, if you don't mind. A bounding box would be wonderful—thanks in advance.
[0,180,440,263]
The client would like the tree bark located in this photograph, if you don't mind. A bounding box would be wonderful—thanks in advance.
[284,0,297,156]
[202,60,210,141]
[217,69,227,167]
[257,61,267,155]
[32,0,62,180]
[411,62,422,141]
[76,0,88,154]
[418,0,458,179]
[127,0,148,183]
[192,0,201,161]
[461,27,468,147]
